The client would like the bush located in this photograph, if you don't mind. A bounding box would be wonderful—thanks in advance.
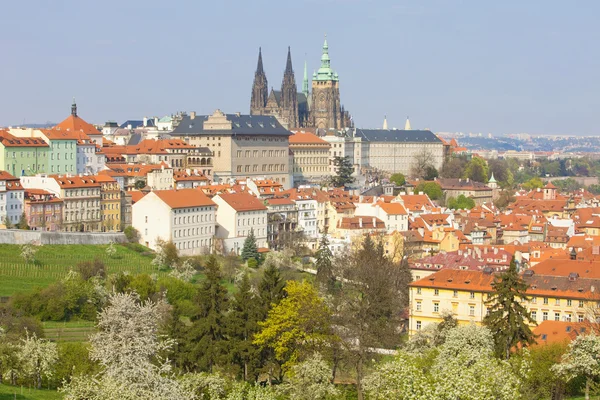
[77,259,106,281]
[124,226,140,243]
[247,258,258,269]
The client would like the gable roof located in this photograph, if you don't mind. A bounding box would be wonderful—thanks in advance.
[171,113,291,136]
[153,189,215,209]
[355,129,442,143]
[289,131,330,145]
[52,174,101,188]
[0,130,49,147]
[216,192,267,212]
[54,114,101,136]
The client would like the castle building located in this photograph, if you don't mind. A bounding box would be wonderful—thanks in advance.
[250,38,351,131]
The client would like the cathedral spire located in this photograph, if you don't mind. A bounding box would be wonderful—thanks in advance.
[250,47,269,114]
[71,97,77,117]
[302,59,309,98]
[404,116,412,130]
[256,47,265,75]
[284,46,293,75]
[383,115,388,130]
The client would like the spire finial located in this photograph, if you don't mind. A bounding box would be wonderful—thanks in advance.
[256,47,265,75]
[383,115,388,130]
[284,46,293,74]
[302,58,309,97]
[404,116,411,130]
[71,97,77,117]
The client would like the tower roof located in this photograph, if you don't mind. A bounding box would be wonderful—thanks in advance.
[284,46,293,75]
[315,34,338,82]
[404,117,412,130]
[489,173,497,183]
[383,116,388,130]
[256,47,265,75]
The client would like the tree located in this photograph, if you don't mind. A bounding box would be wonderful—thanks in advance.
[134,179,146,190]
[227,273,261,381]
[523,343,569,400]
[484,258,537,359]
[331,156,355,187]
[389,173,406,186]
[258,263,286,317]
[488,159,514,188]
[124,226,140,243]
[494,189,516,210]
[315,235,335,291]
[77,258,106,281]
[20,242,38,264]
[424,165,439,181]
[60,292,191,400]
[463,156,489,183]
[334,235,412,399]
[522,177,544,190]
[552,334,600,400]
[106,241,117,258]
[415,181,442,200]
[184,255,229,372]
[19,330,59,389]
[278,353,338,400]
[254,280,334,376]
[3,216,14,229]
[241,228,260,264]
[441,156,468,179]
[17,212,29,230]
[410,148,436,179]
[447,194,476,210]
[152,239,179,269]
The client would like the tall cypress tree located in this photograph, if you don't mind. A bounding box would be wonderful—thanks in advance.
[484,257,537,359]
[227,273,261,381]
[315,234,335,291]
[185,255,229,371]
[241,228,260,263]
[258,263,285,318]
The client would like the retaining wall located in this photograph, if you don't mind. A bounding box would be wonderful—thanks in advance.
[0,230,127,245]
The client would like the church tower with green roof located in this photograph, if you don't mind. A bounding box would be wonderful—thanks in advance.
[310,36,346,131]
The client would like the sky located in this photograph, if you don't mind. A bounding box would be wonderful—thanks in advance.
[1,0,599,135]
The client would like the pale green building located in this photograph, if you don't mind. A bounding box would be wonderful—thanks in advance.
[0,131,50,177]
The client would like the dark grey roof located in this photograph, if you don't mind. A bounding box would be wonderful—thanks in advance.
[297,92,308,106]
[355,129,442,143]
[170,114,291,137]
[127,133,143,145]
[120,120,156,129]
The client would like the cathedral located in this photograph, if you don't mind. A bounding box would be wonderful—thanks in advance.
[250,38,352,131]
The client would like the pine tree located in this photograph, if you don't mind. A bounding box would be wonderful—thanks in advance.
[484,257,537,359]
[241,228,260,263]
[331,156,355,187]
[315,234,335,291]
[185,255,229,371]
[258,263,285,317]
[227,273,261,381]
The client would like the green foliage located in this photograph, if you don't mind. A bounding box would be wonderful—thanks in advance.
[441,156,468,179]
[447,194,476,210]
[423,165,439,181]
[134,179,146,190]
[552,178,582,193]
[254,280,334,373]
[152,239,179,269]
[488,159,514,188]
[484,258,536,359]
[315,235,335,291]
[522,343,568,400]
[54,342,98,387]
[17,212,30,230]
[588,184,600,195]
[258,263,286,317]
[76,259,106,281]
[463,156,489,183]
[331,156,355,187]
[494,189,516,210]
[278,352,338,400]
[123,226,140,242]
[552,334,600,400]
[522,177,544,190]
[183,255,229,372]
[415,181,442,200]
[242,228,260,264]
[389,173,406,186]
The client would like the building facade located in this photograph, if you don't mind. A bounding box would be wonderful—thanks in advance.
[289,131,330,185]
[24,189,63,231]
[0,130,50,177]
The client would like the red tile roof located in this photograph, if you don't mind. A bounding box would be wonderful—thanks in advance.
[0,130,49,147]
[52,174,101,189]
[217,192,267,212]
[54,114,101,136]
[377,202,408,215]
[289,131,330,145]
[410,269,495,292]
[532,321,590,346]
[337,216,386,230]
[153,189,215,209]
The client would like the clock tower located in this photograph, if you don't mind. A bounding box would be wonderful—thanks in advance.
[310,36,343,130]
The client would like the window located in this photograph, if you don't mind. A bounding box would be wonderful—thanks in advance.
[434,289,439,296]
[416,321,422,330]
[579,300,585,308]
[565,313,572,322]
[555,299,560,306]
[567,299,572,307]
[453,290,458,298]
[554,312,560,321]
[416,288,422,295]
[543,297,548,305]
[237,150,242,157]
[433,302,439,313]
[416,301,422,311]
[469,305,475,316]
[470,291,475,299]
[578,314,584,323]
[531,311,537,321]
[145,216,148,223]
[530,296,537,304]
[542,311,548,321]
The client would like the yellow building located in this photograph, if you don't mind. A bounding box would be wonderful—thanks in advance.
[408,259,600,335]
[96,174,121,231]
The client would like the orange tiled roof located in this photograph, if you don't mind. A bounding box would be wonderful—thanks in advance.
[530,259,600,279]
[129,190,146,204]
[410,269,495,292]
[54,114,101,136]
[153,189,215,209]
[0,130,49,147]
[337,216,385,230]
[289,131,330,145]
[532,321,591,346]
[377,202,408,215]
[217,192,267,212]
[52,174,101,189]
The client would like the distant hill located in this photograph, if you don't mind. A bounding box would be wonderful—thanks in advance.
[6,122,56,128]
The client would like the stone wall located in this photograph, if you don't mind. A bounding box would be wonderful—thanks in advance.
[0,230,127,245]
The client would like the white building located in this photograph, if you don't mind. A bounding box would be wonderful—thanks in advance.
[0,171,25,227]
[213,192,268,255]
[76,138,105,175]
[354,201,409,233]
[294,197,318,238]
[132,189,216,255]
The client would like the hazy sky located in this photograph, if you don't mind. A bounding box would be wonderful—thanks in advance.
[1,0,599,135]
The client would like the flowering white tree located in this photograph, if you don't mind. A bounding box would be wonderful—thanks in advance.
[20,243,38,264]
[277,352,338,400]
[19,330,58,389]
[60,292,192,400]
[169,259,196,282]
[105,241,117,258]
[552,333,600,400]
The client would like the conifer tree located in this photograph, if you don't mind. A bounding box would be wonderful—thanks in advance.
[484,257,536,359]
[258,263,285,317]
[185,255,229,371]
[227,273,261,381]
[331,156,355,187]
[241,228,260,263]
[315,234,335,291]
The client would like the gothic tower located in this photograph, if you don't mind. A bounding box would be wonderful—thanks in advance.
[280,47,299,129]
[250,47,268,115]
[311,36,342,130]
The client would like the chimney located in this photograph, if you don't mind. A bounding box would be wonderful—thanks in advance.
[494,248,498,255]
[235,112,241,117]
[359,217,363,228]
[466,178,470,183]
[190,111,196,120]
[143,117,148,127]
[372,217,376,227]
[419,191,424,195]
[154,117,158,126]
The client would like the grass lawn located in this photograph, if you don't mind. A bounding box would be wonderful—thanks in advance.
[0,384,61,400]
[42,320,96,343]
[0,244,161,297]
